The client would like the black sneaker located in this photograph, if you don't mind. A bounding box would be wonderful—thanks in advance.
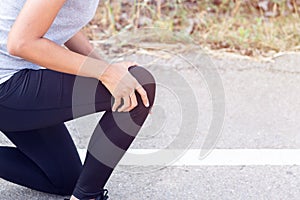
[96,189,109,200]
[64,189,109,200]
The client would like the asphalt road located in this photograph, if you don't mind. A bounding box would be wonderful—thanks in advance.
[1,47,300,200]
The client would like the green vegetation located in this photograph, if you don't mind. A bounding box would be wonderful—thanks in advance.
[84,0,300,57]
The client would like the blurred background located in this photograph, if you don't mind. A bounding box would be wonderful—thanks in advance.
[84,0,300,57]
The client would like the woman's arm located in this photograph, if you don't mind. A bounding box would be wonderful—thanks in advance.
[7,0,106,79]
[64,31,104,60]
[7,0,149,112]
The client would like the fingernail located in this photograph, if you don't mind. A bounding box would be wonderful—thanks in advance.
[146,102,149,107]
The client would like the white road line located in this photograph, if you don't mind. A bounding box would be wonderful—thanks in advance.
[77,149,300,166]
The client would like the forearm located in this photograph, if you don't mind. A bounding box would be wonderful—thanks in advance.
[64,31,104,60]
[9,37,108,80]
[7,0,107,80]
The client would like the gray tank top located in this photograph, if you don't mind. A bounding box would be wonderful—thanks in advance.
[0,0,99,84]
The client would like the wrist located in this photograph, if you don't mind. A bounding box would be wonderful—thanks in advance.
[98,61,111,82]
[80,56,110,81]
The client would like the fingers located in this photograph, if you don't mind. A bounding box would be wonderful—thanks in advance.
[136,84,149,108]
[127,92,138,112]
[118,96,131,112]
[116,92,139,112]
[112,91,145,112]
[110,64,149,112]
[112,97,122,112]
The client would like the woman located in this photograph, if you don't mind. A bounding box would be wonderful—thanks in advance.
[0,0,156,200]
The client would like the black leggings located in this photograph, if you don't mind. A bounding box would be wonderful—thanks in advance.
[0,66,156,199]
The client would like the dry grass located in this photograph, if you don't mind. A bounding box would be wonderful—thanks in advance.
[83,0,300,57]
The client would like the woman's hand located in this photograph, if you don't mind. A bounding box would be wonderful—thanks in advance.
[100,61,149,112]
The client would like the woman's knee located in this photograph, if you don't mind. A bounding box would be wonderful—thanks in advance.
[128,66,156,107]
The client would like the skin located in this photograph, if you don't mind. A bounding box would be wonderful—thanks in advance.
[6,0,150,199]
[7,0,149,113]
[64,31,104,60]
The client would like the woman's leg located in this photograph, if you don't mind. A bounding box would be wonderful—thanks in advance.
[73,67,156,199]
[0,123,82,195]
[0,66,156,199]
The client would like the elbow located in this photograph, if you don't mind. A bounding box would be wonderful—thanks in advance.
[6,44,18,57]
[7,34,29,57]
[7,40,25,57]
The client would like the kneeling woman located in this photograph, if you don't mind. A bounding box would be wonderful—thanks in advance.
[0,0,156,200]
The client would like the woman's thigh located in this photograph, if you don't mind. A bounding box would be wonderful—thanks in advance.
[0,68,113,132]
[0,65,155,132]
